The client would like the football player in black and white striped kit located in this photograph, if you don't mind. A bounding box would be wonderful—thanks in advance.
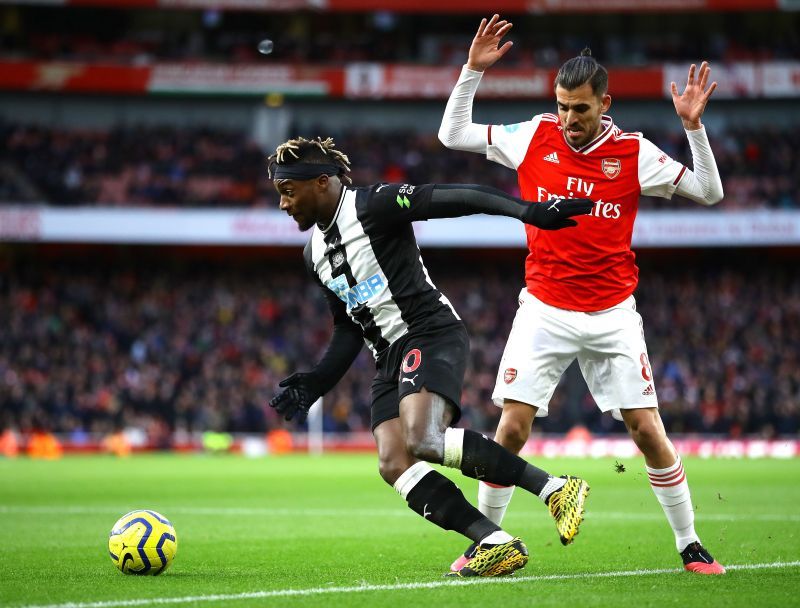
[268,136,593,577]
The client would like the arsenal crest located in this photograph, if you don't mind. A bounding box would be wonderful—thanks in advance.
[504,368,517,384]
[601,158,621,179]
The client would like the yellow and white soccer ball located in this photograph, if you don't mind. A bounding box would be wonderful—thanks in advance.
[108,510,178,575]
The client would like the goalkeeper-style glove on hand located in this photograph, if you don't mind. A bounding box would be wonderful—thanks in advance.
[269,372,322,423]
[523,197,594,230]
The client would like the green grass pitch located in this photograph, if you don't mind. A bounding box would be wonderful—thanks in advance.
[1,454,798,608]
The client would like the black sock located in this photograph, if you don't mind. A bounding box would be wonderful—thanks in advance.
[403,468,500,543]
[450,428,551,496]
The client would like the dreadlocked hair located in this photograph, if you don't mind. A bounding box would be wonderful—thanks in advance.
[554,47,608,96]
[268,136,352,184]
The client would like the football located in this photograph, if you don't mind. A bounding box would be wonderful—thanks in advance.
[108,510,178,575]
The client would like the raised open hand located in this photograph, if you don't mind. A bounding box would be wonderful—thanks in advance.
[467,14,513,72]
[671,61,717,131]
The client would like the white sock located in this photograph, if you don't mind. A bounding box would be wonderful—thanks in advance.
[477,482,516,525]
[538,476,566,504]
[647,457,700,552]
[393,461,434,499]
[442,428,464,469]
[479,530,514,545]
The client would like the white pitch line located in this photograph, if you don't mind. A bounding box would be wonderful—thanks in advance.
[14,561,800,608]
[1,505,798,522]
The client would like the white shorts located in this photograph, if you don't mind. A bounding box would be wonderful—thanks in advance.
[492,288,658,420]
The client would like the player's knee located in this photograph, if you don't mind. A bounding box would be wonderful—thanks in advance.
[628,416,664,447]
[404,429,444,464]
[378,454,413,486]
[496,415,531,453]
[405,425,444,463]
[399,414,445,463]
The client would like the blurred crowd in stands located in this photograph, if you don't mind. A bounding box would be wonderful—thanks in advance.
[1,123,270,207]
[1,6,798,66]
[2,122,798,209]
[1,252,798,441]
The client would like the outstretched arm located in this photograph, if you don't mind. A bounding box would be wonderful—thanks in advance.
[671,62,724,205]
[369,183,592,230]
[438,15,513,152]
[428,185,592,229]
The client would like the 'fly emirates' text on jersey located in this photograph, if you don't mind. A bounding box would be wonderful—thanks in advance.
[488,114,686,312]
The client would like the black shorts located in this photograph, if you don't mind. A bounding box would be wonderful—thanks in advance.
[370,323,469,431]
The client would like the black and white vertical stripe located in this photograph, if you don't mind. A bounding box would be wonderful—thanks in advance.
[305,185,461,362]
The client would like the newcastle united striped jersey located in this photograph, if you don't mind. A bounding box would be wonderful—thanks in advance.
[304,183,462,362]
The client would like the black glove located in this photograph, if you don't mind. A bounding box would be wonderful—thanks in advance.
[522,197,594,230]
[269,372,322,423]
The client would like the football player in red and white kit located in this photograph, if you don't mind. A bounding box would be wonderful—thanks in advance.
[439,15,725,575]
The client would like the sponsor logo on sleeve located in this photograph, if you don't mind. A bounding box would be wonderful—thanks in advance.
[395,184,415,209]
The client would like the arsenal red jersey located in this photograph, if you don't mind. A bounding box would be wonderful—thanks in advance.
[487,114,686,312]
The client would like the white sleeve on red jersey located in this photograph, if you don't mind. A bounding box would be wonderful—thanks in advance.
[438,65,489,154]
[673,127,724,206]
[486,116,544,170]
[637,136,686,199]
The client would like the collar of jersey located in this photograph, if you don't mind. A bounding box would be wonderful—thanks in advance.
[563,115,614,155]
[319,184,348,233]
